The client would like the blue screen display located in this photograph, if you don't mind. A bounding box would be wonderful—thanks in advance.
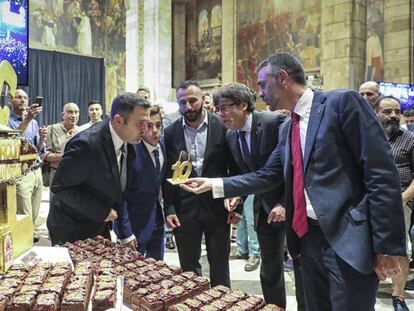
[380,82,414,111]
[0,0,28,86]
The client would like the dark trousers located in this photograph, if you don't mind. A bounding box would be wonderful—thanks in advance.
[256,210,306,310]
[174,217,230,287]
[256,210,286,307]
[138,224,165,261]
[300,221,378,311]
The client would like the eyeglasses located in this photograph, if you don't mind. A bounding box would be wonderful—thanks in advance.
[215,103,236,113]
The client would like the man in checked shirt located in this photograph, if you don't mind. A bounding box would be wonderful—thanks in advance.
[376,96,414,311]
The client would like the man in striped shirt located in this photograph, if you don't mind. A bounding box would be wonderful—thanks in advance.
[376,96,414,311]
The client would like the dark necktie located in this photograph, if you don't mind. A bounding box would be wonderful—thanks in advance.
[153,148,161,177]
[291,112,308,238]
[119,143,127,192]
[238,130,254,171]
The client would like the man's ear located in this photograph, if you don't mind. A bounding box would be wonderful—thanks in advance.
[112,114,124,127]
[278,70,289,86]
[61,112,65,120]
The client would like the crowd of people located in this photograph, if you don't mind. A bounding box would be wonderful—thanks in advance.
[8,52,414,311]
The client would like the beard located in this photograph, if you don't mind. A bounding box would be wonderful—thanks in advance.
[183,106,203,123]
[384,119,400,138]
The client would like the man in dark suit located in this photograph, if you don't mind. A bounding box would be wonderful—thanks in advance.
[181,53,406,311]
[163,80,237,287]
[114,105,167,260]
[47,93,151,245]
[213,82,305,309]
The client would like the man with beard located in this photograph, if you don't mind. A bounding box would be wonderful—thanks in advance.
[162,80,238,287]
[375,96,414,311]
[181,53,406,311]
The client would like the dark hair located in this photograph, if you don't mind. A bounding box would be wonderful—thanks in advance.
[213,83,256,112]
[373,95,401,112]
[88,100,101,107]
[403,109,414,117]
[257,52,306,85]
[110,92,151,119]
[176,80,201,92]
[149,104,162,117]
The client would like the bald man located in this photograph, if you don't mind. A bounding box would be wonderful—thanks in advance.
[359,81,380,108]
[44,103,80,191]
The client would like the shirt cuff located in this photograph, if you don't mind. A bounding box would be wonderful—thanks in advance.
[212,178,225,198]
[117,235,136,244]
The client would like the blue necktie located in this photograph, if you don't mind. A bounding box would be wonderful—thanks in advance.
[238,130,254,171]
[153,148,161,177]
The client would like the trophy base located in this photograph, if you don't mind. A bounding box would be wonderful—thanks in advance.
[166,178,188,185]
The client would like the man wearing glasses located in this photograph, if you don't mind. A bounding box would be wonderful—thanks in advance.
[114,105,167,260]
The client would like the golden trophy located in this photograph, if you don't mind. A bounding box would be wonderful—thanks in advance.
[0,60,38,272]
[167,151,192,185]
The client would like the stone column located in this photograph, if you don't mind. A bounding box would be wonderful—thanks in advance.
[221,0,236,84]
[383,0,411,83]
[126,0,139,93]
[320,0,366,90]
[172,0,187,90]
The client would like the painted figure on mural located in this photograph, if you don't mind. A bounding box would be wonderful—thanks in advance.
[236,0,321,88]
[185,1,222,81]
[366,0,384,80]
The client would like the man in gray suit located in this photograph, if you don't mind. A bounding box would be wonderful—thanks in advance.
[213,82,305,309]
[181,53,405,311]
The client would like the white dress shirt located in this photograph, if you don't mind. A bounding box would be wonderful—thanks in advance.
[109,122,125,172]
[293,88,317,219]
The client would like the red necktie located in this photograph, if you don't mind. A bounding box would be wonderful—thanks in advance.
[291,112,308,238]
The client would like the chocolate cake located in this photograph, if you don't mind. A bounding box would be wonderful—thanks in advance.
[32,293,59,311]
[6,293,36,311]
[92,289,116,311]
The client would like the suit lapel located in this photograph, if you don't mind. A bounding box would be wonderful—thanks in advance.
[250,112,261,171]
[283,119,292,179]
[303,90,327,173]
[102,120,122,192]
[202,112,214,176]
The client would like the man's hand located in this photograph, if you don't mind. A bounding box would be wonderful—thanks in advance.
[125,239,138,251]
[26,104,42,121]
[227,211,242,225]
[374,254,402,281]
[39,126,48,142]
[166,214,181,229]
[180,178,212,194]
[104,209,118,222]
[224,197,242,211]
[268,204,286,223]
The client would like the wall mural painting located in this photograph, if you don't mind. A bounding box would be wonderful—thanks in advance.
[185,0,222,81]
[366,0,384,81]
[236,0,321,91]
[29,0,126,105]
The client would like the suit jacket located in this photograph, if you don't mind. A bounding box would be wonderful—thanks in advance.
[226,111,287,228]
[222,89,406,274]
[47,119,135,243]
[163,112,237,225]
[114,139,167,242]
